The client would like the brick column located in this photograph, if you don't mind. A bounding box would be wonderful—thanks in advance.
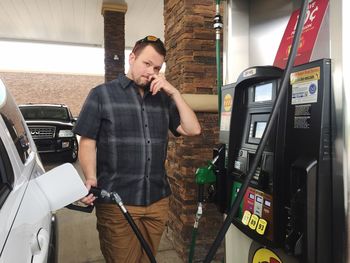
[102,3,127,83]
[164,0,224,261]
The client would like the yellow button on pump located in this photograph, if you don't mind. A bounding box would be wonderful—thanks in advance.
[256,218,268,235]
[241,210,251,225]
[248,214,259,230]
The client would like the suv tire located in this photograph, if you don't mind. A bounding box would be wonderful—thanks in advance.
[68,138,78,163]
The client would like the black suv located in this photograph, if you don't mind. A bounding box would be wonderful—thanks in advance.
[19,104,78,162]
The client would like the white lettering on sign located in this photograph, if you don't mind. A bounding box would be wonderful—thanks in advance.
[293,2,320,30]
[243,68,256,78]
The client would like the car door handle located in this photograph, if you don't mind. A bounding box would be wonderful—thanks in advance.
[30,228,49,262]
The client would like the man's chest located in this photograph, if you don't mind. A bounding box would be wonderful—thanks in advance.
[100,91,170,138]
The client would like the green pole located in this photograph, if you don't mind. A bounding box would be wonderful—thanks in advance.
[214,0,223,126]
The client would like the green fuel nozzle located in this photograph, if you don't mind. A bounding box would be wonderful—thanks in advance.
[195,156,218,203]
[195,156,218,185]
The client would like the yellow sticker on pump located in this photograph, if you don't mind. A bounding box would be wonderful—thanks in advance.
[290,66,320,85]
[223,94,232,112]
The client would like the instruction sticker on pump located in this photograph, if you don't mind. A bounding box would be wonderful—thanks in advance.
[290,67,320,105]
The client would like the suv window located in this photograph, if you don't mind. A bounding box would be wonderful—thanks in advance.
[0,138,14,209]
[21,106,70,122]
[0,94,31,163]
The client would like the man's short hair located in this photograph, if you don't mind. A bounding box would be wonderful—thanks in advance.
[132,36,166,58]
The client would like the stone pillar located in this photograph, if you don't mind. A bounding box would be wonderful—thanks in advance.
[102,3,127,83]
[164,0,224,261]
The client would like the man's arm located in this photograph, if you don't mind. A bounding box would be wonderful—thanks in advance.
[79,136,97,205]
[171,90,201,136]
[149,74,201,136]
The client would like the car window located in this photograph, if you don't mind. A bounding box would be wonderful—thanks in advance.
[20,106,70,122]
[0,95,31,163]
[0,137,14,209]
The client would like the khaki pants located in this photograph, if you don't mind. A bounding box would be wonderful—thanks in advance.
[95,197,169,263]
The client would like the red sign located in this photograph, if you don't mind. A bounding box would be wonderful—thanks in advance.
[273,0,329,69]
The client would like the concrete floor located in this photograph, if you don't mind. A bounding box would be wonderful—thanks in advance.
[45,160,183,263]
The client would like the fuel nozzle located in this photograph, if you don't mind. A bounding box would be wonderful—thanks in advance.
[89,186,110,199]
[195,157,218,202]
[65,186,111,213]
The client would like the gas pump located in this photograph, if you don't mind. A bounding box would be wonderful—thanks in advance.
[213,58,332,263]
[220,65,286,248]
[200,0,344,261]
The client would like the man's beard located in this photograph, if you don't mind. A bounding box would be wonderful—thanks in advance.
[134,76,150,87]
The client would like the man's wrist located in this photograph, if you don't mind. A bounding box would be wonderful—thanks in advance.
[85,177,97,182]
[170,89,180,98]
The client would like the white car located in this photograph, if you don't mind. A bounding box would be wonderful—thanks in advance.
[0,80,87,262]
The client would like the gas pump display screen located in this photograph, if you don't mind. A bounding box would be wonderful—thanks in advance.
[254,121,267,138]
[248,114,269,144]
[254,83,273,102]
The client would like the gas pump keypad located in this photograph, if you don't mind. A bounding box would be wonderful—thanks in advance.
[239,187,273,239]
[242,210,268,235]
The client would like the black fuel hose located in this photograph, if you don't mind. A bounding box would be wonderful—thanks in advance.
[203,0,309,262]
[123,211,156,262]
[66,187,157,262]
[109,192,157,263]
[90,188,157,263]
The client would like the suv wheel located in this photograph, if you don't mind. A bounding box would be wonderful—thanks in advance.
[69,139,78,163]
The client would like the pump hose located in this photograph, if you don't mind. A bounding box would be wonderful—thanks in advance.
[123,211,157,263]
[203,0,310,262]
[188,228,198,263]
[111,192,157,263]
[188,202,203,263]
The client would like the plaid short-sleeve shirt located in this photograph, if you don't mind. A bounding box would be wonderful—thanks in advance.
[74,74,180,206]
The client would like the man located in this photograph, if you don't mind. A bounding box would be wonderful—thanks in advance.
[74,36,201,263]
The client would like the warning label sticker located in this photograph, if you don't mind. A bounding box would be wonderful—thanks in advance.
[291,80,318,105]
[220,112,231,131]
[294,116,311,129]
[294,104,311,116]
[220,93,233,131]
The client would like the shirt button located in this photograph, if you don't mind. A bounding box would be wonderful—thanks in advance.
[147,158,151,161]
[146,175,149,178]
[145,124,148,127]
[142,108,145,111]
[147,140,150,144]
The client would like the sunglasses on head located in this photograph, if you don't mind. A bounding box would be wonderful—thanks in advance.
[137,35,162,44]
[132,35,166,56]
